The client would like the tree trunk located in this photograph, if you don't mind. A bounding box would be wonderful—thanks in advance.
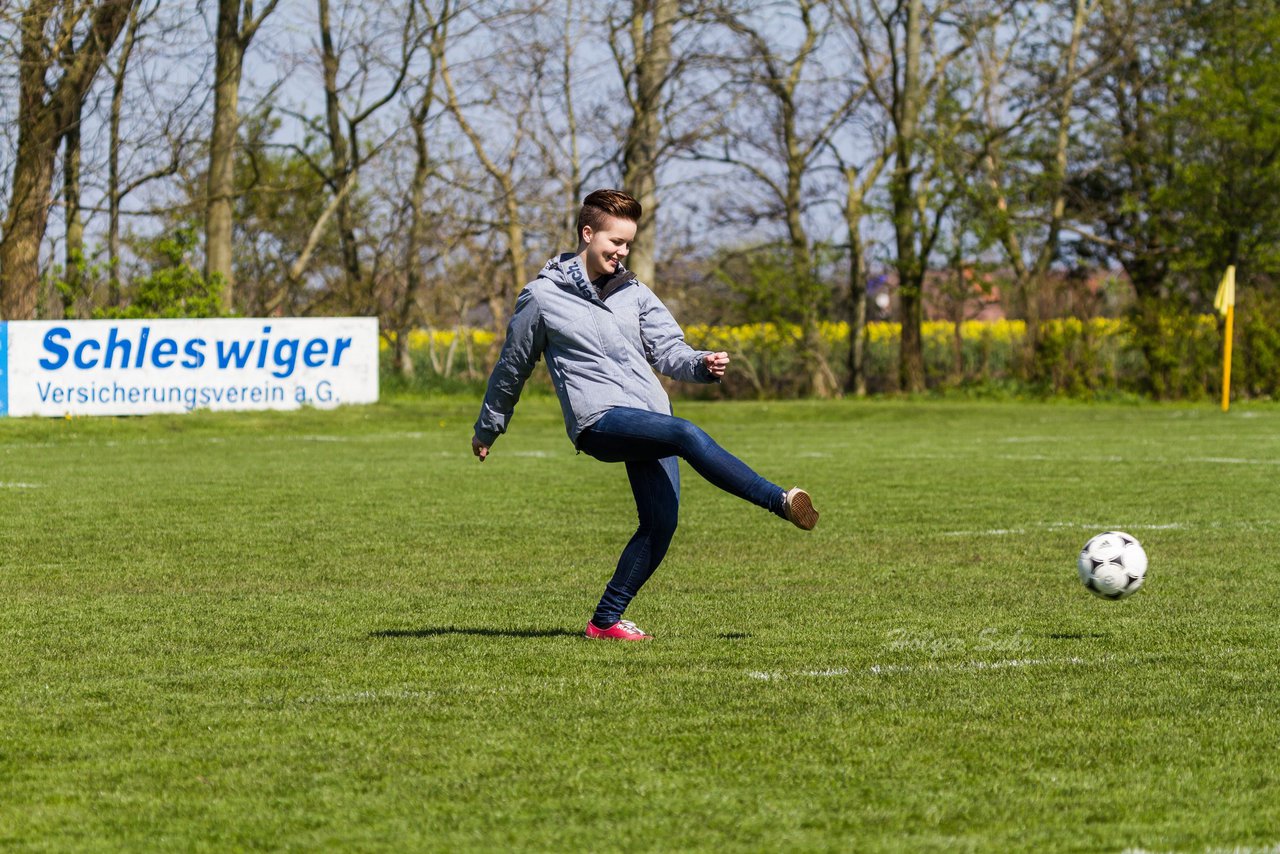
[63,8,86,319]
[63,113,85,317]
[0,3,57,320]
[397,103,434,380]
[843,163,880,397]
[847,240,868,397]
[892,0,926,392]
[108,68,125,308]
[107,1,140,309]
[503,211,527,326]
[951,265,965,384]
[621,0,676,287]
[317,0,364,309]
[897,270,926,392]
[0,128,58,320]
[205,0,245,311]
[562,0,582,235]
[205,0,280,311]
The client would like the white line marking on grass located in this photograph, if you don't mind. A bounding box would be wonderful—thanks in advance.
[875,656,1093,674]
[997,436,1071,444]
[1123,846,1280,854]
[1,431,435,453]
[216,430,439,447]
[0,481,42,489]
[997,453,1128,463]
[249,432,431,444]
[749,657,1096,680]
[941,521,1202,537]
[996,451,1280,467]
[964,657,1088,670]
[940,527,1029,536]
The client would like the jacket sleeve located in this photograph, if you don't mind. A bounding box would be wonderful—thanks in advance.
[637,285,719,384]
[474,286,546,445]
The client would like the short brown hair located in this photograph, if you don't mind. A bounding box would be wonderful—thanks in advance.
[576,189,641,240]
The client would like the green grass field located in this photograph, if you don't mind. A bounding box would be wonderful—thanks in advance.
[3,395,1279,852]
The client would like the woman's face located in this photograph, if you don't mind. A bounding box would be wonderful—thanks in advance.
[581,216,636,279]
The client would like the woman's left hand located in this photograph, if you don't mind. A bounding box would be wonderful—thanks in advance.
[703,351,730,377]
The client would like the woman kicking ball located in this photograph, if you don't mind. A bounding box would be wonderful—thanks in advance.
[472,189,819,641]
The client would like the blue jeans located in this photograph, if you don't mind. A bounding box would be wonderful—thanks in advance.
[575,407,786,628]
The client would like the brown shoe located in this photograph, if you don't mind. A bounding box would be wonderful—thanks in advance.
[782,487,819,530]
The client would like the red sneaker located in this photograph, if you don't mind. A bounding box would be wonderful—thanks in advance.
[585,619,653,641]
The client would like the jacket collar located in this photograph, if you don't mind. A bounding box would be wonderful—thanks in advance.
[540,254,636,304]
[597,268,637,301]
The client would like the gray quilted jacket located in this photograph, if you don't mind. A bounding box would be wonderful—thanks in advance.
[474,253,718,448]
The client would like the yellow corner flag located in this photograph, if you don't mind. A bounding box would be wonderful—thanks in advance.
[1215,265,1236,412]
[1214,265,1236,316]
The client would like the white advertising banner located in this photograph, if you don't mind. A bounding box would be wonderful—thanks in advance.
[0,317,378,417]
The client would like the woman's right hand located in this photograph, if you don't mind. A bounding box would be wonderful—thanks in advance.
[704,351,730,377]
[471,434,489,462]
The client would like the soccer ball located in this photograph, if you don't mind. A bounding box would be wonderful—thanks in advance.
[1077,531,1147,600]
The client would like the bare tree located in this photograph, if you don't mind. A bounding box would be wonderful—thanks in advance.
[383,0,457,374]
[698,0,865,397]
[305,0,424,313]
[437,3,554,334]
[0,0,137,320]
[842,0,1004,392]
[968,0,1098,371]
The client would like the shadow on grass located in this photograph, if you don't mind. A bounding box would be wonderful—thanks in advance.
[371,626,581,639]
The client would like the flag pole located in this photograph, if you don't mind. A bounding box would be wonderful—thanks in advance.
[1214,265,1236,412]
[1222,301,1234,413]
